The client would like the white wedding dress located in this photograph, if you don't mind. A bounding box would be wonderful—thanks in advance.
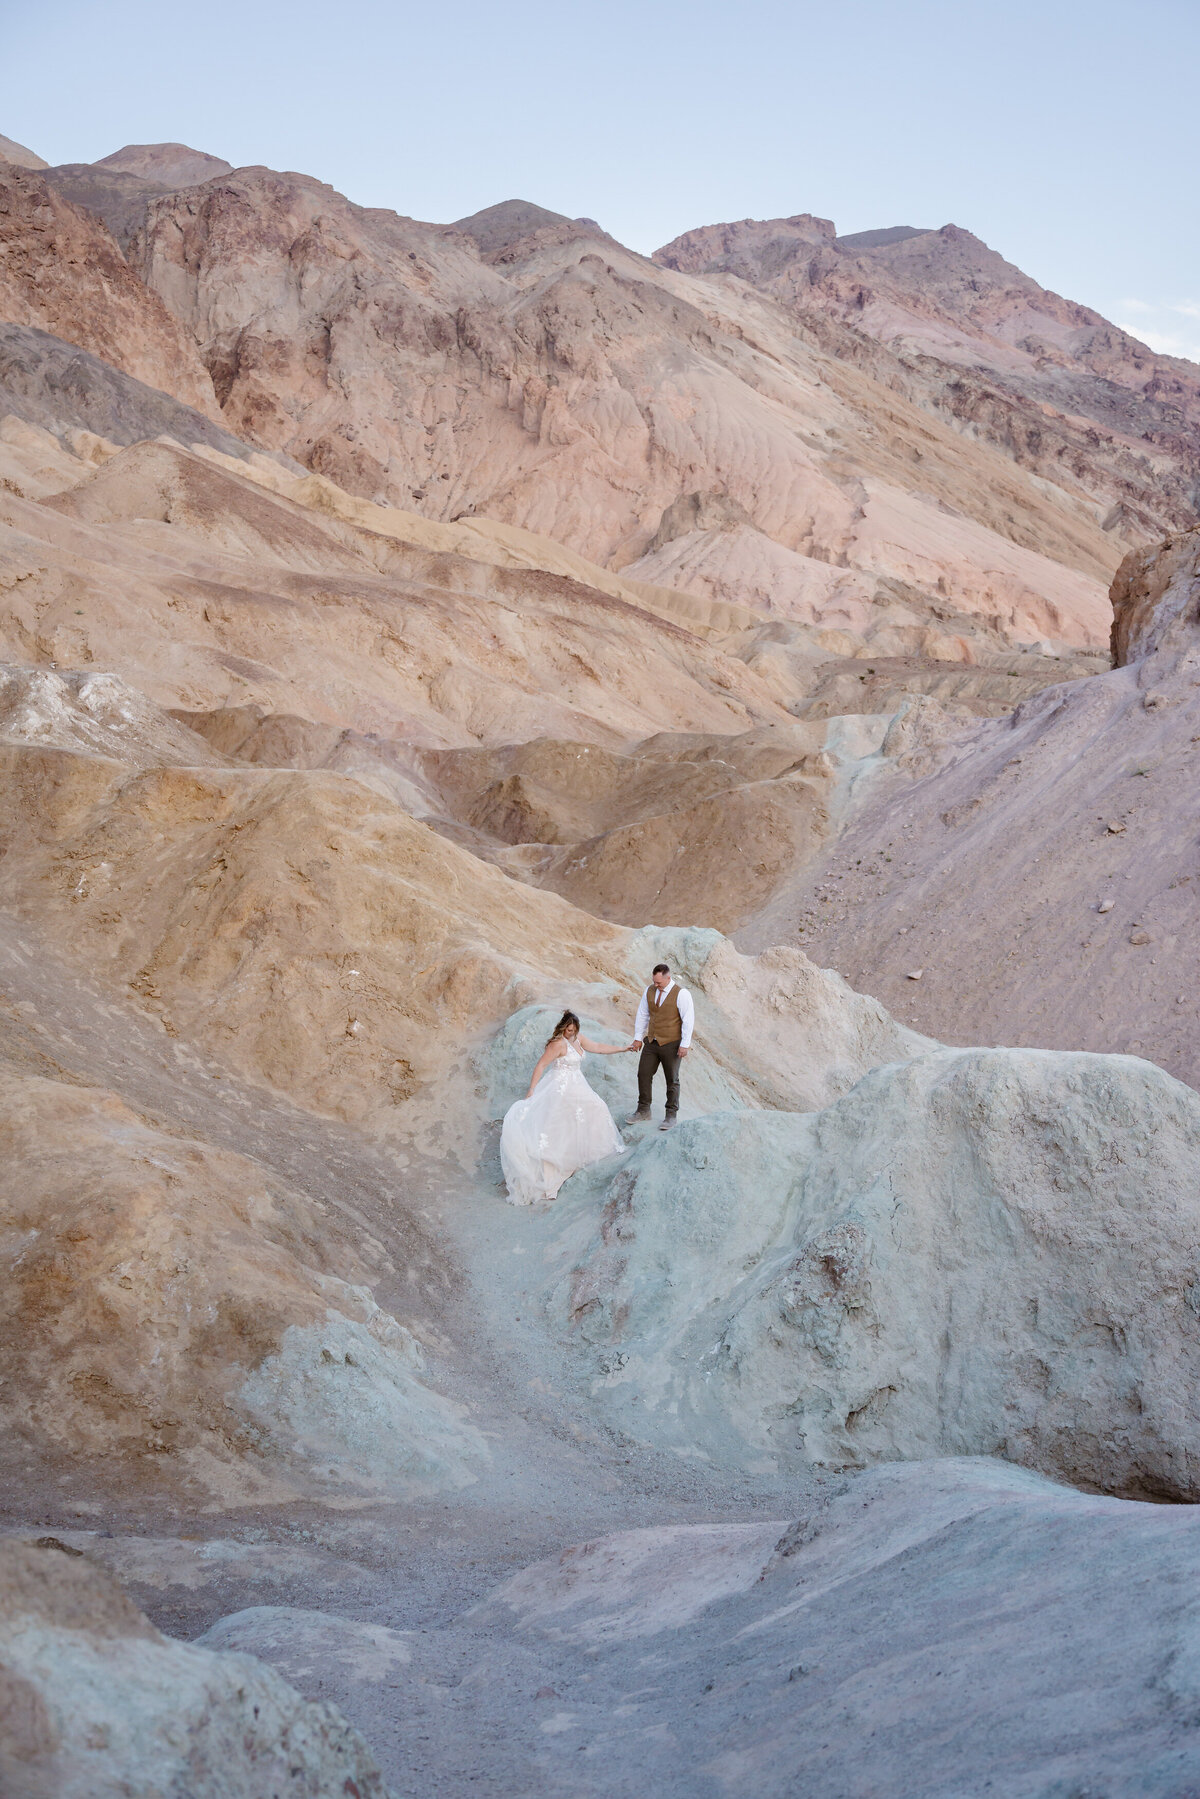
[501,1042,625,1204]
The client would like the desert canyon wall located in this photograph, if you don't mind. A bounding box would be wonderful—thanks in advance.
[1,131,1199,1797]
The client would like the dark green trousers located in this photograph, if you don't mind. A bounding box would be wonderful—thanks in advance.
[637,1039,680,1116]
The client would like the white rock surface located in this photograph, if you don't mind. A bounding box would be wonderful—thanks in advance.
[199,1606,413,1683]
[538,1046,1200,1496]
[475,1457,1200,1797]
[239,1306,488,1494]
[0,663,223,765]
[482,924,938,1134]
[0,1539,389,1798]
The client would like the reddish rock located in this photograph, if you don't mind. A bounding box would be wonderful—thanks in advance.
[0,164,221,418]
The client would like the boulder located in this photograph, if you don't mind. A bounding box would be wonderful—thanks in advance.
[541,1047,1200,1497]
[0,1538,389,1798]
[1111,524,1200,665]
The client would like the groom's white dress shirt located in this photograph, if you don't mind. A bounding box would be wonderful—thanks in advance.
[634,980,694,1049]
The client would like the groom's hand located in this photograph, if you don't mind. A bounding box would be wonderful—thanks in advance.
[678,1046,690,1057]
[632,1039,643,1051]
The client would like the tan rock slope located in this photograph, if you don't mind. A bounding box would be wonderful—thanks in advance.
[0,131,47,170]
[656,213,1200,546]
[751,526,1200,1088]
[0,435,791,742]
[9,138,1181,664]
[0,418,1095,936]
[121,168,1118,649]
[0,1054,485,1501]
[420,716,889,932]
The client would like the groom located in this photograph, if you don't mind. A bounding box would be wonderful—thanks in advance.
[626,961,694,1132]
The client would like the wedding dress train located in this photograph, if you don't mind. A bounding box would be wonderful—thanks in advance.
[501,1042,625,1204]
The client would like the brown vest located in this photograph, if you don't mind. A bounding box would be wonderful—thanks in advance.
[645,982,683,1044]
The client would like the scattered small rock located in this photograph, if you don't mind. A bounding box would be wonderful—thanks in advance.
[535,1686,559,1700]
[1129,928,1150,946]
[906,970,924,981]
[1097,900,1114,914]
[1106,821,1126,835]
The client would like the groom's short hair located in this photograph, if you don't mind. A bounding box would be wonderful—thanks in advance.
[652,962,670,975]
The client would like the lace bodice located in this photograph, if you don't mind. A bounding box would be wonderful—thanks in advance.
[542,1041,585,1087]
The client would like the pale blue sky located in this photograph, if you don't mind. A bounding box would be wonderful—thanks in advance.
[4,0,1198,358]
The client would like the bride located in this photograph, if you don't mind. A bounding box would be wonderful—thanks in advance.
[501,1011,634,1205]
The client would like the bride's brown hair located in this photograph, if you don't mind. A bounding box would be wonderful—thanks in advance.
[545,1009,581,1048]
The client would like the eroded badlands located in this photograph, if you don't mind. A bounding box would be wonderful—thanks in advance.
[1,130,1199,1798]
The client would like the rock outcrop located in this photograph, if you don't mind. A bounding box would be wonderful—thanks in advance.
[537,1047,1200,1498]
[40,163,172,251]
[1110,524,1200,665]
[0,1539,389,1796]
[0,165,220,416]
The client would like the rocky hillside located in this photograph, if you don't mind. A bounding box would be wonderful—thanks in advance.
[0,162,220,416]
[750,524,1200,1088]
[8,136,1194,656]
[657,212,1200,546]
[3,123,1200,1798]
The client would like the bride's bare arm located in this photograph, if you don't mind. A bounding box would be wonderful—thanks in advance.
[578,1035,638,1054]
[526,1039,565,1096]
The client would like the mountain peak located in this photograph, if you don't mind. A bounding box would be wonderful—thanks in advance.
[95,143,232,187]
[834,225,932,250]
[452,198,604,259]
[0,131,48,171]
